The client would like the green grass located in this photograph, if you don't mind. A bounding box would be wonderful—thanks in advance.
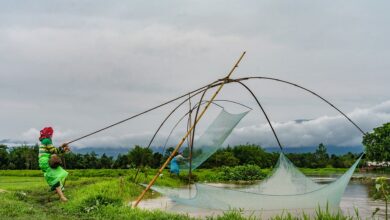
[192,167,350,183]
[0,172,192,220]
[0,169,364,219]
[299,167,349,176]
[0,167,352,180]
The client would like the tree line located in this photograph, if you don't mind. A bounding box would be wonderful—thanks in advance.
[0,143,360,170]
[201,143,359,169]
[1,122,388,170]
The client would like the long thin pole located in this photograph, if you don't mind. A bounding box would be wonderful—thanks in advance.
[187,94,193,183]
[132,51,246,207]
[237,81,283,151]
[132,88,208,182]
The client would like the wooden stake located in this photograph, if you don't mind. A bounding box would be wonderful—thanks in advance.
[132,51,246,208]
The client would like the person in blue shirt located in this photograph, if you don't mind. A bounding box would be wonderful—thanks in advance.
[170,152,187,175]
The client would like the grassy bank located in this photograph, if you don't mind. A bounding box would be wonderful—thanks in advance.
[0,177,189,219]
[0,166,351,179]
[0,175,363,220]
[0,168,371,219]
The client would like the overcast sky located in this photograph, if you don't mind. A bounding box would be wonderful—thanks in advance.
[1,1,389,149]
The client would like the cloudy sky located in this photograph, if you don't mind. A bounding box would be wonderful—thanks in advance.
[1,1,389,150]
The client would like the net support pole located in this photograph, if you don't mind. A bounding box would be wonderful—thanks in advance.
[132,51,246,208]
[187,94,193,184]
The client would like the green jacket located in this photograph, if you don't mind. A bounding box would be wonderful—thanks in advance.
[38,144,68,190]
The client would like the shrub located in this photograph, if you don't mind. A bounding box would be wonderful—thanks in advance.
[217,165,266,181]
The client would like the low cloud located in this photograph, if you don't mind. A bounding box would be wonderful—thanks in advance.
[228,100,390,148]
[8,100,390,150]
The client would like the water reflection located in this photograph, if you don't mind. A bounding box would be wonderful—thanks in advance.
[137,177,386,219]
[341,181,384,219]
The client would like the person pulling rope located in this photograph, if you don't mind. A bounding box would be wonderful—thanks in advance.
[38,127,70,202]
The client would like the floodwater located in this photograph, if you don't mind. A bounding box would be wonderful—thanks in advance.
[340,180,384,219]
[136,175,387,219]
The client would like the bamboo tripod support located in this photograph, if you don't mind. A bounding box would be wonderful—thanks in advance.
[132,51,246,208]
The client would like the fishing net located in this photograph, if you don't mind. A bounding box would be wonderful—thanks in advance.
[149,108,362,211]
[180,109,249,170]
[153,153,362,211]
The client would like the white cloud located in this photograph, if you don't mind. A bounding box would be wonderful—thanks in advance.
[1,1,390,149]
[21,128,40,140]
[228,100,390,148]
[10,100,390,150]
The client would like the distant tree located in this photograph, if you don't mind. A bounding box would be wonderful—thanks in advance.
[0,143,361,169]
[100,153,113,169]
[232,144,274,168]
[0,145,9,169]
[339,152,358,167]
[83,152,101,169]
[287,153,313,168]
[128,145,153,168]
[215,151,240,167]
[151,152,163,168]
[8,162,16,169]
[363,122,390,161]
[330,154,345,168]
[203,150,239,168]
[315,143,327,157]
[113,153,130,169]
[8,145,38,169]
[164,147,175,157]
[314,143,329,168]
[64,152,82,169]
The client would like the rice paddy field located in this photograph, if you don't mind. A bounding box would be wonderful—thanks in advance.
[0,169,187,220]
[0,169,378,220]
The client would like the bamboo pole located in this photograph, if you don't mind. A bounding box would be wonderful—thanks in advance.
[132,51,246,208]
[187,94,193,184]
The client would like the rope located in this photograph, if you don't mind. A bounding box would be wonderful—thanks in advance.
[189,86,209,172]
[160,100,225,156]
[65,75,366,146]
[133,84,217,182]
[65,80,221,145]
[233,77,367,135]
[237,81,283,151]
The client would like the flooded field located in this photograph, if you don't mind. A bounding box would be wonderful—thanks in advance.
[138,176,387,219]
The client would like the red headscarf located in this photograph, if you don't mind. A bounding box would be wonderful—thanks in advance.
[39,127,54,141]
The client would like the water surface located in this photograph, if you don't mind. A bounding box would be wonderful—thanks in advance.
[137,176,386,219]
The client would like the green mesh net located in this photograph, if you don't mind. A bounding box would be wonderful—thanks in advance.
[180,109,249,171]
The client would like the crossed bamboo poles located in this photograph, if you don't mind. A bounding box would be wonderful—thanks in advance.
[62,51,366,207]
[132,51,246,207]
